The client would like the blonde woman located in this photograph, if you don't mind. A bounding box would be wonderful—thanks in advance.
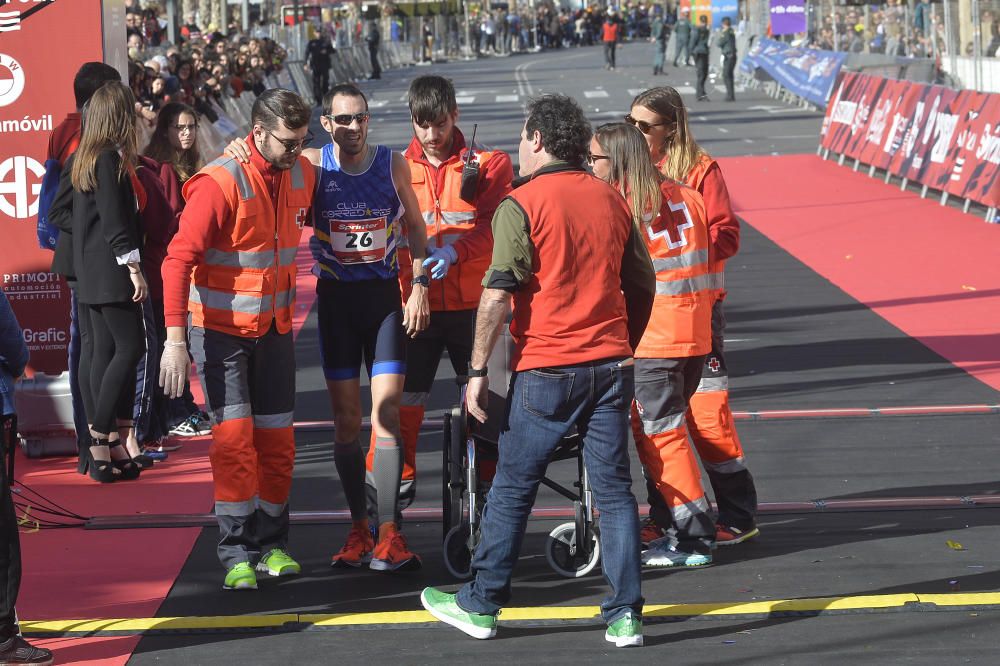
[628,86,759,547]
[590,122,716,567]
[65,81,148,483]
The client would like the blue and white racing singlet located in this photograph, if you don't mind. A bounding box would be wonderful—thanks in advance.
[311,143,404,282]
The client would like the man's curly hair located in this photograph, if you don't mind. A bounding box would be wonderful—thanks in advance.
[525,94,591,168]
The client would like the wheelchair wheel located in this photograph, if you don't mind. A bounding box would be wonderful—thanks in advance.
[545,521,600,578]
[443,524,475,580]
[442,408,466,537]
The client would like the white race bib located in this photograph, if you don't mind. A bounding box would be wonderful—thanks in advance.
[330,216,388,265]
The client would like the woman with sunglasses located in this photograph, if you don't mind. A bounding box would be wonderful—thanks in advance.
[627,86,760,549]
[589,122,717,568]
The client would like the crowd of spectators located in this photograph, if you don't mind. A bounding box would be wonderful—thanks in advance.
[805,1,999,59]
[124,1,289,147]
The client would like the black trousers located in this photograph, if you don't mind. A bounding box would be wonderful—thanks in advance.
[311,66,329,104]
[603,41,617,68]
[82,302,145,436]
[369,45,381,79]
[695,52,709,98]
[723,54,736,99]
[0,416,21,640]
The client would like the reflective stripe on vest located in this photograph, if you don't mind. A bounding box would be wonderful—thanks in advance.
[652,249,709,272]
[655,272,717,296]
[186,154,314,337]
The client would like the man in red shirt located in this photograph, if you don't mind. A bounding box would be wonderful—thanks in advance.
[602,10,621,70]
[421,94,655,648]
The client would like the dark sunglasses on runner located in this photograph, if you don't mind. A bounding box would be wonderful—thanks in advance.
[624,114,668,134]
[266,129,313,152]
[325,112,371,126]
[586,153,609,165]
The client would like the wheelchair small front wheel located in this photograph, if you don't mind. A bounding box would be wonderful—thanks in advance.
[443,524,475,580]
[545,521,600,578]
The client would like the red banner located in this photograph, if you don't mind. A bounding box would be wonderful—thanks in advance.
[0,0,122,374]
[820,72,1000,209]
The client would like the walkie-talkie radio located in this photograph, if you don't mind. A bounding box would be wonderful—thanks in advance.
[459,123,480,204]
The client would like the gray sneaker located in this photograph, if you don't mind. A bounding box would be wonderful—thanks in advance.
[641,538,712,568]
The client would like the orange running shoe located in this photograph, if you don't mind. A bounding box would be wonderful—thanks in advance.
[640,516,665,548]
[370,523,422,572]
[331,524,375,568]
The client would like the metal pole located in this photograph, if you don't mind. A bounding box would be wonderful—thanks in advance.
[165,0,178,44]
[242,0,250,32]
[943,0,956,82]
[971,0,981,91]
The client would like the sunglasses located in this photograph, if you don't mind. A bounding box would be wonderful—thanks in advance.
[324,112,371,126]
[174,123,198,133]
[266,129,313,153]
[624,114,669,134]
[586,153,609,165]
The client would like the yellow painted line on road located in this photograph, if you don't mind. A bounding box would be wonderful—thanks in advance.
[19,592,1000,635]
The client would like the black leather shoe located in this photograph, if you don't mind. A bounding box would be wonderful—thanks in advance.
[0,635,54,665]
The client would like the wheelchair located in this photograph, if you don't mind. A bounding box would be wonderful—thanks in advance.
[440,327,601,579]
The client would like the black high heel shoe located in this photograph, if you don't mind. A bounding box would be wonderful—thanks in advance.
[109,441,141,480]
[82,440,118,483]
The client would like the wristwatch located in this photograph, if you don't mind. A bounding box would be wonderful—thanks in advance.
[411,275,430,288]
[467,366,488,378]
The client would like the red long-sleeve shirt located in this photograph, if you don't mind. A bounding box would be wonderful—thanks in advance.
[692,160,740,263]
[161,135,281,328]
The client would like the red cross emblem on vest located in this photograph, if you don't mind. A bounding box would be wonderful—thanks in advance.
[708,357,721,373]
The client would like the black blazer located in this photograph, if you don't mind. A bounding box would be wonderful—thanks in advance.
[52,150,142,305]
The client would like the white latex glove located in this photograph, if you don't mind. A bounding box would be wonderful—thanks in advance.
[159,343,191,399]
[421,244,458,280]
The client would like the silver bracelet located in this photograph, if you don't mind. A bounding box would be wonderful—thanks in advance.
[163,340,187,348]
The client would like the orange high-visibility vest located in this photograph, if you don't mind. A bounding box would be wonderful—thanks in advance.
[185,156,315,338]
[398,149,499,311]
[684,154,727,297]
[634,180,713,359]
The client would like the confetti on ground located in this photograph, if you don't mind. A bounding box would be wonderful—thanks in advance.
[723,640,737,644]
[946,540,966,551]
[961,285,977,291]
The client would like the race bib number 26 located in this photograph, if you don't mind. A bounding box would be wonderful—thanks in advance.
[331,216,388,265]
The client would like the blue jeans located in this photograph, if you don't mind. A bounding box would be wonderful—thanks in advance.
[457,358,643,624]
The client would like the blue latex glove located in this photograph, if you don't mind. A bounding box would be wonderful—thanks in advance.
[422,244,458,280]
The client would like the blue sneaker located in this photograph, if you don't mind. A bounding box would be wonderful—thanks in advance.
[641,538,712,568]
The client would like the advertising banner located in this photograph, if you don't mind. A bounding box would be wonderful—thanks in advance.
[769,0,807,36]
[821,71,1000,208]
[0,0,122,374]
[679,0,737,29]
[740,38,848,107]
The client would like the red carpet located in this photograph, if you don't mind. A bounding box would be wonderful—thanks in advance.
[718,154,1000,393]
[15,238,323,664]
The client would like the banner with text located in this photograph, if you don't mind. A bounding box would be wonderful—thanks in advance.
[0,0,122,374]
[769,0,807,36]
[740,38,847,107]
[821,71,1000,208]
[679,0,738,29]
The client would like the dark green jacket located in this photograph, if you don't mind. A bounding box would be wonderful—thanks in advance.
[717,28,736,56]
[690,25,710,54]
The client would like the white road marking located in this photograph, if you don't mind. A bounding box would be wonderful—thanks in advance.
[675,85,696,94]
[369,100,388,108]
[718,127,729,133]
[627,88,645,97]
[584,90,609,98]
[496,94,520,103]
[455,96,475,105]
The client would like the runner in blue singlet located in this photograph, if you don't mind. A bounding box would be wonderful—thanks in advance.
[311,84,430,572]
[221,84,430,572]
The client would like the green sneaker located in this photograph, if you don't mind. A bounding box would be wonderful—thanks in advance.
[605,612,643,647]
[256,549,301,577]
[223,562,258,590]
[420,587,497,639]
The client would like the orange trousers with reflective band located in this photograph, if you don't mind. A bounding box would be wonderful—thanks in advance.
[189,323,297,569]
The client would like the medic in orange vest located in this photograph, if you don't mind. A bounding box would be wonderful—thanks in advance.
[160,90,317,590]
[590,122,717,568]
[628,87,760,547]
[368,75,512,523]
